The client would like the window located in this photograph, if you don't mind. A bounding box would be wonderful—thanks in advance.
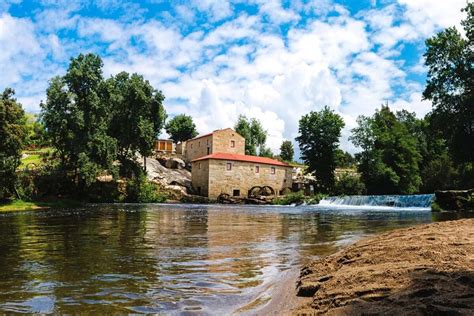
[233,189,240,197]
[191,144,193,149]
[271,167,276,174]
[230,140,235,148]
[198,162,201,169]
[255,166,260,173]
[207,147,210,155]
[198,141,201,147]
[226,162,232,171]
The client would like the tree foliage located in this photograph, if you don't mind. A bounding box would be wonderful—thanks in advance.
[423,3,474,164]
[42,53,117,187]
[108,71,167,162]
[0,88,25,198]
[296,106,344,192]
[24,114,48,148]
[165,114,197,143]
[350,106,422,195]
[234,115,267,156]
[41,54,167,189]
[259,146,274,158]
[334,149,355,169]
[280,140,294,162]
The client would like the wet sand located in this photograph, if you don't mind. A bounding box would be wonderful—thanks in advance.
[294,219,474,315]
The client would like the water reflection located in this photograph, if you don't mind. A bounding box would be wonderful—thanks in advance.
[0,204,440,314]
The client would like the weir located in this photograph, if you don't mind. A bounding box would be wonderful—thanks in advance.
[319,194,434,208]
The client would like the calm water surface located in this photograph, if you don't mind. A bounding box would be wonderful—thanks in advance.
[0,204,456,314]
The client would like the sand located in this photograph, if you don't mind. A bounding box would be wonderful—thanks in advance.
[295,219,474,315]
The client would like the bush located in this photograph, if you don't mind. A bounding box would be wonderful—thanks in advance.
[272,191,306,205]
[126,175,166,203]
[332,173,366,196]
[272,191,326,205]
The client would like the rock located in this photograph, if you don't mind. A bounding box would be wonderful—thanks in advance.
[434,189,474,211]
[140,156,192,196]
[165,157,186,169]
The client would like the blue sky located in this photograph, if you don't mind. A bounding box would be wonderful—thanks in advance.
[0,0,468,152]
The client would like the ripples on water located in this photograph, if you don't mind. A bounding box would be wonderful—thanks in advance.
[0,204,456,314]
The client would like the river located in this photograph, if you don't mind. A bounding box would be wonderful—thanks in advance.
[0,203,464,314]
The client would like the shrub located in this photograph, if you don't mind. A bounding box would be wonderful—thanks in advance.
[126,175,166,203]
[272,191,306,205]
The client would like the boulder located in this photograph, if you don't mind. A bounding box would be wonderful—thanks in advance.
[141,156,192,194]
[165,157,186,169]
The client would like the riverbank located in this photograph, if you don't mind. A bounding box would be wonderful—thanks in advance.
[295,219,474,315]
[0,199,83,212]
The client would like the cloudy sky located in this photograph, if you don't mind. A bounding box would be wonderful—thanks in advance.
[0,0,468,154]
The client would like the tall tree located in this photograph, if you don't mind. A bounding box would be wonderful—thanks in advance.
[108,72,167,166]
[350,106,422,195]
[165,114,197,143]
[280,140,294,162]
[423,3,474,164]
[234,115,267,156]
[0,88,25,198]
[296,106,344,192]
[41,53,117,187]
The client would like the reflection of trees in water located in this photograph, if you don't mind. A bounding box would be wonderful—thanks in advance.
[0,205,435,314]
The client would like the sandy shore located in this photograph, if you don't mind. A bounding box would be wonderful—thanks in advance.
[295,219,474,315]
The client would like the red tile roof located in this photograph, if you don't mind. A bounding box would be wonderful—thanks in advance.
[192,152,291,167]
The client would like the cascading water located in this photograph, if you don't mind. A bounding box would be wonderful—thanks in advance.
[318,194,434,209]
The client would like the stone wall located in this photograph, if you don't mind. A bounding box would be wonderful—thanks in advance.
[185,135,213,162]
[212,129,245,156]
[184,128,246,162]
[199,159,292,199]
[191,159,210,197]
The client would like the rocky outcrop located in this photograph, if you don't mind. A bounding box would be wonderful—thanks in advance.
[434,189,474,211]
[142,157,193,197]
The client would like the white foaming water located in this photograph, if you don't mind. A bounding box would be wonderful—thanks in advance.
[317,194,434,210]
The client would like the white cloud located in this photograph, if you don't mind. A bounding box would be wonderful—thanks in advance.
[3,0,465,154]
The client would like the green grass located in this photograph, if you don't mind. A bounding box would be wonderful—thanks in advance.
[19,147,52,169]
[0,199,83,212]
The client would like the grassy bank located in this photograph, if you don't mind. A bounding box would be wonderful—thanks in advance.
[0,199,84,212]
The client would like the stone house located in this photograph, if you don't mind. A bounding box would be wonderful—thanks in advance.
[192,153,293,199]
[179,128,245,162]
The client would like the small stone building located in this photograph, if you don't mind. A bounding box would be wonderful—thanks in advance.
[192,153,293,199]
[180,128,245,162]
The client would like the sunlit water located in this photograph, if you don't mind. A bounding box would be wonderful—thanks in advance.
[0,204,465,314]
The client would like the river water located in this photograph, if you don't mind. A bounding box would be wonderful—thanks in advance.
[0,203,463,314]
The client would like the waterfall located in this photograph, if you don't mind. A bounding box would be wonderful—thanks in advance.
[319,194,434,209]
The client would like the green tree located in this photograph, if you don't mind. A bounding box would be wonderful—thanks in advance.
[234,115,267,156]
[0,88,25,198]
[24,114,48,148]
[165,114,197,143]
[280,140,294,162]
[41,53,117,187]
[350,106,422,194]
[108,72,167,169]
[334,149,355,169]
[296,106,345,192]
[423,3,473,164]
[259,146,274,158]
